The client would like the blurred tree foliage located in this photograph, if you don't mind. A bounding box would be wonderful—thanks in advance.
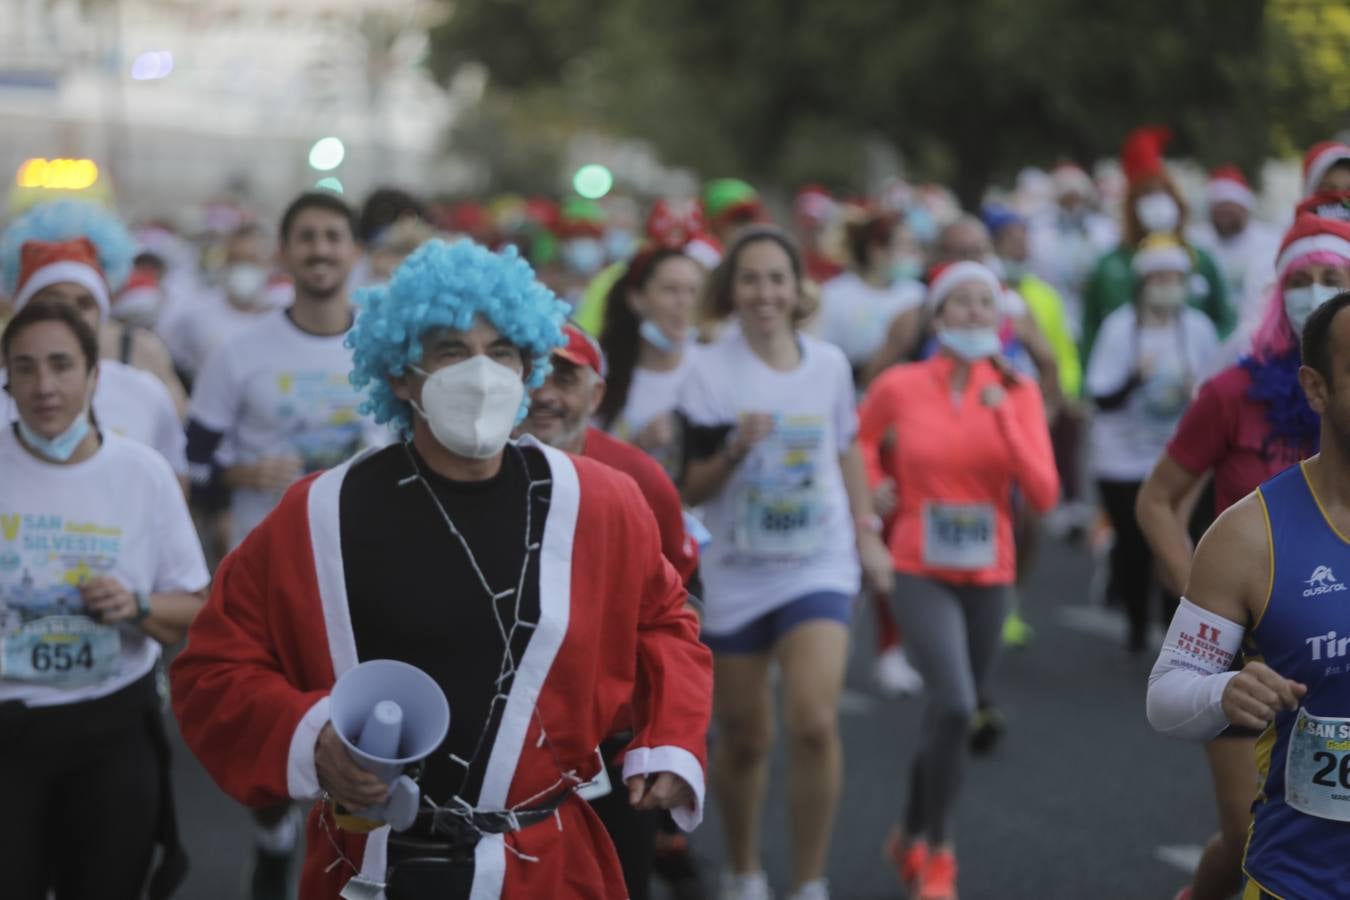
[429,0,1349,204]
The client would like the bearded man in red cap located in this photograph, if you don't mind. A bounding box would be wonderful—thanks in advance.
[516,322,705,900]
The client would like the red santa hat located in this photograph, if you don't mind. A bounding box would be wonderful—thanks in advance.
[114,266,161,307]
[1295,190,1350,224]
[925,260,1002,311]
[12,237,110,316]
[1303,141,1350,198]
[553,323,606,378]
[1121,125,1172,185]
[683,232,722,270]
[794,185,836,226]
[1206,165,1254,210]
[1275,214,1350,280]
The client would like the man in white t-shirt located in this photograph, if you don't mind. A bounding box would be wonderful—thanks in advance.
[161,222,284,383]
[0,202,187,481]
[187,192,380,548]
[183,190,380,899]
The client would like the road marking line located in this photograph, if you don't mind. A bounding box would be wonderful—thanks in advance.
[1154,844,1204,873]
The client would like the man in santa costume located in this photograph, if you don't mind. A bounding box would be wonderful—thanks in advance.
[1186,165,1282,327]
[171,238,713,900]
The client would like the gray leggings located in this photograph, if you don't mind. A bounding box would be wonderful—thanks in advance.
[890,572,1013,843]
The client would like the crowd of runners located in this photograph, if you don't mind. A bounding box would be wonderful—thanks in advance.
[5,128,1350,900]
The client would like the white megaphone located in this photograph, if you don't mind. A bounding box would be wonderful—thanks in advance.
[330,659,450,832]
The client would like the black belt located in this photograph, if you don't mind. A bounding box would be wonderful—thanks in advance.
[393,788,574,857]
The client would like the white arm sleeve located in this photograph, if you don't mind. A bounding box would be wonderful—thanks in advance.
[1146,598,1245,741]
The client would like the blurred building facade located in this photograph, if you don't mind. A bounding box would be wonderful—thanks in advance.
[0,0,465,221]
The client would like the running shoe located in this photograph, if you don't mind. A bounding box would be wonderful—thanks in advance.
[968,705,1007,756]
[875,646,925,697]
[1002,610,1035,648]
[915,849,958,900]
[720,870,773,900]
[785,878,829,900]
[883,826,927,890]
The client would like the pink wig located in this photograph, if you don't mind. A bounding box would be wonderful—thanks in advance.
[1250,250,1350,362]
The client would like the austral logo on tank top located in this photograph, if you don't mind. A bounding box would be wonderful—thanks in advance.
[1305,565,1349,598]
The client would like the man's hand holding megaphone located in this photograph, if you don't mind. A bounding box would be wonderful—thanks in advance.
[316,721,391,812]
[625,772,695,813]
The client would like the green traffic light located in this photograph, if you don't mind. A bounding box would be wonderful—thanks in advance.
[573,164,614,200]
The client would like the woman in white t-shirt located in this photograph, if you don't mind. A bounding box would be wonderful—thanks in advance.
[678,227,892,900]
[596,244,707,475]
[1086,235,1219,651]
[817,210,924,376]
[0,299,209,899]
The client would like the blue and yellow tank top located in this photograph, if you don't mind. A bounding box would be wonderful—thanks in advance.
[1245,462,1350,898]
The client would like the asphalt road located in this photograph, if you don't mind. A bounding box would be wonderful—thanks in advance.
[167,533,1217,899]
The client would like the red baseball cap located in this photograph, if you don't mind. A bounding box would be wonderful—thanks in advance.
[553,323,605,378]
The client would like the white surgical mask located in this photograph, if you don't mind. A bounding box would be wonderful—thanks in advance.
[1136,193,1180,234]
[638,319,677,353]
[224,263,269,306]
[409,356,525,459]
[18,409,91,463]
[1284,283,1345,335]
[1143,282,1188,310]
[936,326,1002,361]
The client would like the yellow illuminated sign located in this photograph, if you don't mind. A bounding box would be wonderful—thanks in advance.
[16,158,100,191]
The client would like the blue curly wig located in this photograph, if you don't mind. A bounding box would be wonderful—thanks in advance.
[347,238,570,437]
[1,200,135,296]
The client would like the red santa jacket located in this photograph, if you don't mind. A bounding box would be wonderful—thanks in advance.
[170,438,712,899]
[582,426,698,586]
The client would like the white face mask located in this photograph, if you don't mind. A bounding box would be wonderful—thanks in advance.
[224,263,269,306]
[936,326,1002,361]
[409,356,525,459]
[1143,282,1188,310]
[1284,283,1345,335]
[1136,193,1181,234]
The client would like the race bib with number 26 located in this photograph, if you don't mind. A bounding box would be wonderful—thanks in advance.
[1286,707,1350,822]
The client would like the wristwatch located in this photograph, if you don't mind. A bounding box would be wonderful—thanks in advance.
[131,591,152,624]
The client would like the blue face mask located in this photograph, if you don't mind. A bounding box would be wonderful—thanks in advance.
[563,238,606,276]
[937,326,1002,361]
[891,257,924,283]
[604,228,637,263]
[18,412,91,462]
[638,319,678,353]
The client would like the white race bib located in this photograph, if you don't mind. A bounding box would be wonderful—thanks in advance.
[1,615,121,687]
[922,502,997,570]
[733,482,826,558]
[1285,707,1350,822]
[731,416,828,559]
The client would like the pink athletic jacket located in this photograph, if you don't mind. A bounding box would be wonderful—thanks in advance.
[858,354,1059,586]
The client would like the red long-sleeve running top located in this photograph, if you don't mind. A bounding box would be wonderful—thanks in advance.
[858,354,1060,586]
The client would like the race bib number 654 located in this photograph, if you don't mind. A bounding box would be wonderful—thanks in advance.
[1,616,120,686]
